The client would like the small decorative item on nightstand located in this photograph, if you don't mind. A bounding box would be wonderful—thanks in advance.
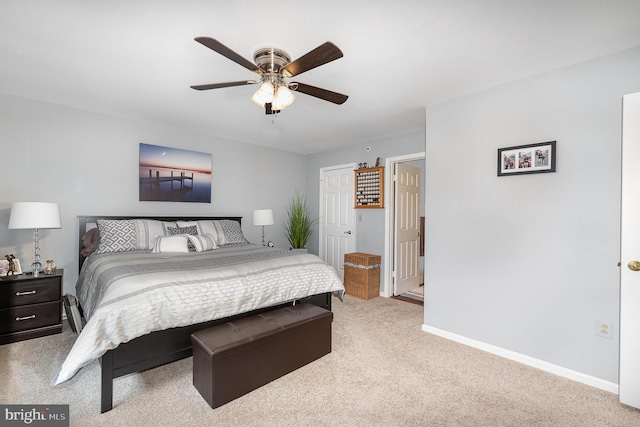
[43,260,57,275]
[5,254,16,276]
[1,254,22,278]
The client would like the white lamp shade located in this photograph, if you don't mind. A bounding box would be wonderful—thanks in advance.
[8,202,62,229]
[252,209,274,226]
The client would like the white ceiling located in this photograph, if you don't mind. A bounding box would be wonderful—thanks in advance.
[2,1,640,154]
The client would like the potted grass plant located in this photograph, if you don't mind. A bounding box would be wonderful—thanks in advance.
[283,191,316,251]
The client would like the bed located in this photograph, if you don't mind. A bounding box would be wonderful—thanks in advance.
[53,215,344,413]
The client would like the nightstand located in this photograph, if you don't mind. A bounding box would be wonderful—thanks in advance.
[0,269,63,345]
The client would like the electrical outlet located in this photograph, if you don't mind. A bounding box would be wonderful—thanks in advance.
[596,321,613,339]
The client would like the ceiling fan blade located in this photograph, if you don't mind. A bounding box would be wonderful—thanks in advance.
[282,42,343,77]
[194,37,261,74]
[190,80,257,91]
[291,82,348,105]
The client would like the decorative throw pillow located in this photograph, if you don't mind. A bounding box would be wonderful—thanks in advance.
[176,220,221,238]
[175,220,200,233]
[167,226,198,236]
[187,234,218,252]
[95,220,137,254]
[220,219,249,245]
[95,219,177,253]
[80,227,100,256]
[152,235,190,253]
[167,226,199,250]
[175,220,224,245]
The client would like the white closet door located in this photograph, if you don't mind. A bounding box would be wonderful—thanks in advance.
[319,165,356,281]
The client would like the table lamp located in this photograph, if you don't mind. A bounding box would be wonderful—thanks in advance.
[8,202,61,276]
[252,209,274,246]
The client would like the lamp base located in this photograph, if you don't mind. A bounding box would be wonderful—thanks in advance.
[32,228,42,277]
[31,262,42,277]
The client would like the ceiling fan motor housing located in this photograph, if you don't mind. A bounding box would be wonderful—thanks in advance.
[253,48,291,73]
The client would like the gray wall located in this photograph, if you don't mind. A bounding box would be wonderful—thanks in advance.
[424,46,640,383]
[0,94,307,294]
[305,128,426,288]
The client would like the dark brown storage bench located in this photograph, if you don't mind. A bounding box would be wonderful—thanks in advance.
[191,303,333,408]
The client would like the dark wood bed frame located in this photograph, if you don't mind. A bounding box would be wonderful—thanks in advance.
[77,215,332,413]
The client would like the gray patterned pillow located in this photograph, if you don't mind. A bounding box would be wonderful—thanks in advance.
[95,219,176,254]
[167,226,198,236]
[176,220,223,242]
[95,220,137,253]
[220,220,249,245]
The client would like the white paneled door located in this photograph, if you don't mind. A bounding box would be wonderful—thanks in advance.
[319,165,356,281]
[620,91,640,409]
[394,163,421,295]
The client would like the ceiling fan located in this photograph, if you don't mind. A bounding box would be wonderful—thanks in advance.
[190,37,348,115]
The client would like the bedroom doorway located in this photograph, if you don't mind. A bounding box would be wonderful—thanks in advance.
[319,163,357,281]
[383,152,425,299]
[394,162,422,296]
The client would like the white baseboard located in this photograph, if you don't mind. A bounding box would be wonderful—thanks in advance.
[421,324,618,395]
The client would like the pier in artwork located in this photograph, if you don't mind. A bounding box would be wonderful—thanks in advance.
[140,169,194,192]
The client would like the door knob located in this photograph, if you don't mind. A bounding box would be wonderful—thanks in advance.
[627,260,640,271]
[344,230,352,234]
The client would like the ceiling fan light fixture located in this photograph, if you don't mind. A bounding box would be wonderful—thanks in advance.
[250,81,275,107]
[250,92,265,108]
[272,85,295,110]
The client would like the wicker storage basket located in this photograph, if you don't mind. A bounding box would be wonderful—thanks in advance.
[344,252,381,300]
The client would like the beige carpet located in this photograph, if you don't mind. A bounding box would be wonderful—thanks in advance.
[2,295,640,426]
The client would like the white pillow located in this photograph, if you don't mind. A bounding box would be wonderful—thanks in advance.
[152,235,190,253]
[187,234,218,252]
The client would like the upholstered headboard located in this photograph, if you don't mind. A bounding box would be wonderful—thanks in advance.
[77,215,242,273]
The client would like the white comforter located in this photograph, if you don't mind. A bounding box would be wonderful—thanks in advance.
[53,244,344,385]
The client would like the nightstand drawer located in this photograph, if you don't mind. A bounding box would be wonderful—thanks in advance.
[0,301,62,334]
[0,276,61,308]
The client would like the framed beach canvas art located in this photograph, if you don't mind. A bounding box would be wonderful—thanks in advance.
[139,143,212,203]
